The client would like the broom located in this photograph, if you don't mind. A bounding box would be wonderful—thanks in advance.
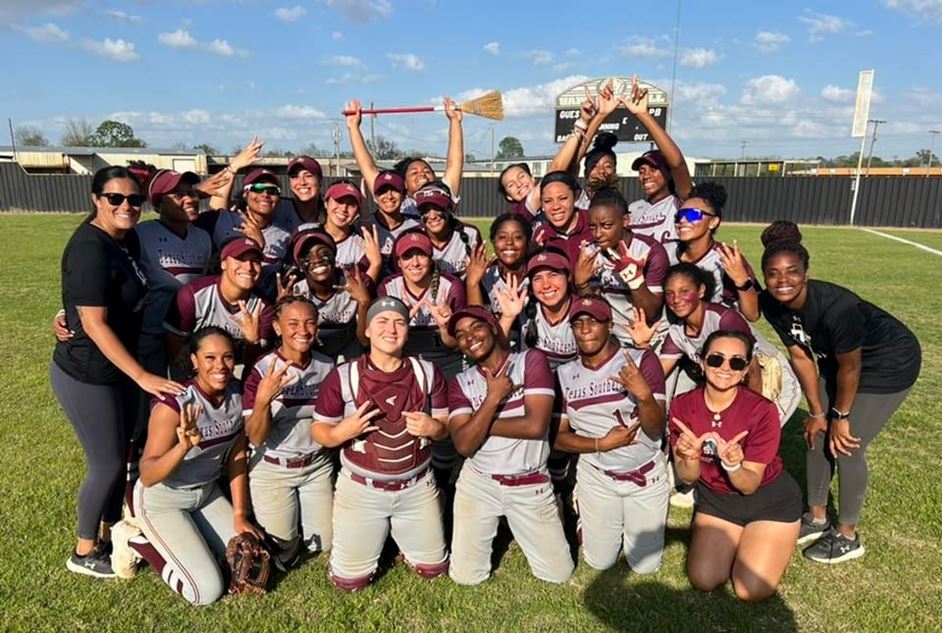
[341,91,504,120]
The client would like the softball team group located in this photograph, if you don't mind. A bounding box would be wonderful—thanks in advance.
[50,79,921,606]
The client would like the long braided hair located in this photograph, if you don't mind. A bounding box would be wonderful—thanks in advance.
[523,245,571,349]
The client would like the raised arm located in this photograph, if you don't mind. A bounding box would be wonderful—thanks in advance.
[345,99,381,193]
[209,137,264,210]
[443,97,464,196]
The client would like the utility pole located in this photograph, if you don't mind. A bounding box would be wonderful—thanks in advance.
[332,120,342,177]
[927,130,940,177]
[666,0,682,133]
[865,119,885,176]
[739,140,748,176]
[490,124,496,173]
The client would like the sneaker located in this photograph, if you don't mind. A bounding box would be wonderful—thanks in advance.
[111,520,144,579]
[797,513,831,545]
[669,489,695,509]
[66,547,115,579]
[802,528,866,564]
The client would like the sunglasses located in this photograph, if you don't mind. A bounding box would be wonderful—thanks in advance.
[674,208,715,224]
[247,183,281,196]
[705,353,748,371]
[98,192,145,207]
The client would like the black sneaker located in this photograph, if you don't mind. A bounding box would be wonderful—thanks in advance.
[797,512,830,545]
[802,528,866,564]
[66,547,116,578]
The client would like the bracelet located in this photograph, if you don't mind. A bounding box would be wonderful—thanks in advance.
[225,165,236,174]
[830,407,851,420]
[595,437,600,456]
[721,461,742,473]
[808,411,827,419]
[573,120,589,134]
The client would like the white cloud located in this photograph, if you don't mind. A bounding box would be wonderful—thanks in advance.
[882,0,942,23]
[12,22,69,43]
[324,55,365,69]
[0,1,82,22]
[326,0,392,24]
[483,41,500,55]
[105,10,142,23]
[680,48,717,68]
[755,30,790,52]
[158,29,198,48]
[741,75,800,105]
[905,87,942,108]
[82,38,139,62]
[275,105,327,120]
[207,39,249,57]
[855,29,874,36]
[821,84,854,102]
[619,37,671,58]
[798,11,849,41]
[332,31,344,40]
[674,81,727,106]
[523,49,553,65]
[325,73,384,85]
[553,62,576,73]
[491,74,591,117]
[565,48,581,56]
[181,109,210,125]
[387,53,425,71]
[274,5,307,22]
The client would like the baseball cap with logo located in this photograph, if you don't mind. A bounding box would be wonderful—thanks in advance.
[373,170,406,195]
[291,229,336,267]
[526,251,571,277]
[392,231,433,260]
[568,296,613,323]
[287,156,323,179]
[221,237,264,261]
[147,169,200,206]
[243,168,281,188]
[324,181,364,206]
[414,184,455,213]
[630,150,670,174]
[447,306,499,337]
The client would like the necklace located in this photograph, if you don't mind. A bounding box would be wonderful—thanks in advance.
[704,391,733,429]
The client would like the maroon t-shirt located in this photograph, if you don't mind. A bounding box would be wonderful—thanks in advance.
[669,386,783,494]
[532,208,593,263]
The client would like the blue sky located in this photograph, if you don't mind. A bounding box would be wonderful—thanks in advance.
[1,0,941,160]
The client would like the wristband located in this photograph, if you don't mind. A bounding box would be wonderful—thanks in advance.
[830,408,851,420]
[595,437,600,457]
[808,411,827,419]
[721,461,742,472]
[573,120,589,134]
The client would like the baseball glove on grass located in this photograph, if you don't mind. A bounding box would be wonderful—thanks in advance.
[225,533,271,596]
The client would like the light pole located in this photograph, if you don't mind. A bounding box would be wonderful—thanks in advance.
[927,130,940,177]
[865,119,885,176]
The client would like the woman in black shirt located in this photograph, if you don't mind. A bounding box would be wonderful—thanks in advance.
[51,166,184,578]
[759,221,921,564]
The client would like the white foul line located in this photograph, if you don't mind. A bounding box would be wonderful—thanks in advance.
[861,228,942,257]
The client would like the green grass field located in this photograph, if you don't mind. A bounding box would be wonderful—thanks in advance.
[0,215,940,632]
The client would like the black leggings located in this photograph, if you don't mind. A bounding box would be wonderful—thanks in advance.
[51,362,139,540]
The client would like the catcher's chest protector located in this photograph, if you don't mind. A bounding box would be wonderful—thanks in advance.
[341,356,432,475]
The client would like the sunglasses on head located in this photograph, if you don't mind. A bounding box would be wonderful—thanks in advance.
[99,192,145,207]
[705,353,748,371]
[248,183,281,196]
[674,208,715,224]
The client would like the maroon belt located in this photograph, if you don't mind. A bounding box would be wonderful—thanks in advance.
[264,453,316,469]
[490,472,550,487]
[349,469,428,491]
[596,460,656,487]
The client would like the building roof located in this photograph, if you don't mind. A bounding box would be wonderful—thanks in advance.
[0,145,204,156]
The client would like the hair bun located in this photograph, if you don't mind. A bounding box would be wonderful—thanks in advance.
[760,220,803,248]
[593,132,618,152]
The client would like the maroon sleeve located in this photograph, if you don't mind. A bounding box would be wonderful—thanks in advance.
[165,284,197,335]
[447,276,466,311]
[718,308,755,344]
[376,278,390,298]
[242,363,262,412]
[258,301,276,342]
[667,391,694,448]
[739,397,781,465]
[429,365,449,412]
[447,374,473,417]
[644,241,669,292]
[150,394,181,414]
[524,349,554,392]
[660,331,684,358]
[313,367,346,422]
[638,349,666,398]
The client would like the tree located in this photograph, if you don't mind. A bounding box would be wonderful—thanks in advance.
[60,118,96,146]
[496,136,524,160]
[366,134,403,160]
[263,148,295,158]
[193,143,218,154]
[916,149,940,168]
[90,120,146,148]
[13,125,49,147]
[465,152,477,162]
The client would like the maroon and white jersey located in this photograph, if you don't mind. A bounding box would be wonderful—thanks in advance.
[273,198,306,233]
[661,302,755,363]
[292,277,368,358]
[592,233,669,339]
[669,387,783,494]
[521,298,579,371]
[555,347,666,472]
[480,264,529,318]
[152,380,243,489]
[432,225,482,278]
[668,241,759,308]
[313,356,449,481]
[136,220,212,338]
[532,208,593,263]
[400,174,460,218]
[165,275,275,346]
[373,213,421,258]
[448,349,555,475]
[243,350,335,461]
[334,233,371,272]
[507,197,539,224]
[628,194,681,244]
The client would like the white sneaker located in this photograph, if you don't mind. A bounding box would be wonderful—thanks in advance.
[669,489,695,509]
[111,520,144,579]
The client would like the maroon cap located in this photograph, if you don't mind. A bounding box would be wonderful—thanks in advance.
[414,185,455,213]
[393,231,433,260]
[526,251,570,277]
[447,306,499,337]
[287,156,323,178]
[243,168,280,187]
[325,181,364,206]
[373,170,406,195]
[147,169,200,206]
[291,229,336,266]
[569,296,613,323]
[631,150,669,174]
[221,237,264,261]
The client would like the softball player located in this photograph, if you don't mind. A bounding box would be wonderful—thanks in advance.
[320,180,383,281]
[244,297,336,567]
[672,182,760,321]
[283,155,327,226]
[287,228,370,361]
[498,163,541,224]
[312,297,450,591]
[414,182,481,278]
[131,327,262,605]
[369,170,421,260]
[164,237,275,372]
[555,297,669,572]
[447,306,574,585]
[531,171,593,261]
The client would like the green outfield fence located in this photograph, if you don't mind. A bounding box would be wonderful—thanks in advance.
[1,163,939,227]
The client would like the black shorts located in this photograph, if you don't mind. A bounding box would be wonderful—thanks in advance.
[694,471,802,527]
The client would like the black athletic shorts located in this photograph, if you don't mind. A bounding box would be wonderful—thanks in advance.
[694,471,802,527]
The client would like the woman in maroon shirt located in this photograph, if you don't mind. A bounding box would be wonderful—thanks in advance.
[669,330,801,601]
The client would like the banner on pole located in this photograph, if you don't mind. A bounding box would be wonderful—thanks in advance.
[852,70,874,138]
